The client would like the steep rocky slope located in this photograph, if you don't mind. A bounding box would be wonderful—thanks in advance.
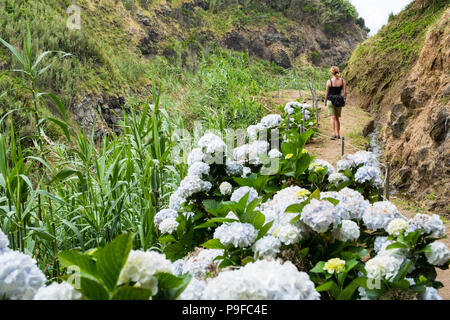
[0,0,367,139]
[345,0,449,215]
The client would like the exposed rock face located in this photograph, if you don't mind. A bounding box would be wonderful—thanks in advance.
[348,7,449,214]
[220,23,365,68]
[71,94,129,141]
[135,1,367,68]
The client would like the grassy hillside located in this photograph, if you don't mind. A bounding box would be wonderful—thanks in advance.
[0,0,367,140]
[344,0,450,214]
[345,0,449,105]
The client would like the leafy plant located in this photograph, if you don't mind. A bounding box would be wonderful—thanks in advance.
[58,233,191,300]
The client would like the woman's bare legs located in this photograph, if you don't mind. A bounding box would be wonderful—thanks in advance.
[330,116,336,137]
[336,117,341,137]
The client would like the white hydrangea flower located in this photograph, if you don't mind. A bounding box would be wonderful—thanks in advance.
[0,229,9,255]
[406,214,446,237]
[0,251,46,300]
[260,114,283,129]
[247,125,259,141]
[300,199,338,233]
[169,190,186,211]
[363,201,402,230]
[202,260,320,300]
[181,248,223,279]
[285,105,294,115]
[198,133,227,156]
[34,282,82,300]
[159,218,179,234]
[337,187,370,219]
[337,159,353,171]
[118,250,174,296]
[425,242,450,266]
[178,175,212,198]
[355,166,383,187]
[214,222,258,248]
[309,159,336,175]
[284,102,302,115]
[187,161,210,178]
[320,191,352,222]
[265,186,310,216]
[225,161,243,176]
[272,224,302,245]
[333,220,360,242]
[387,218,409,236]
[230,186,258,205]
[328,172,349,184]
[346,151,379,167]
[187,148,204,166]
[365,250,405,281]
[178,278,206,300]
[154,209,178,227]
[268,149,282,159]
[253,236,281,258]
[219,182,233,196]
[420,287,443,300]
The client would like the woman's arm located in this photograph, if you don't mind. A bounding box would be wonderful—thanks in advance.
[324,80,330,106]
[342,79,347,98]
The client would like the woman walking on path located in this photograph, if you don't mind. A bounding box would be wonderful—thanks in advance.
[324,66,347,140]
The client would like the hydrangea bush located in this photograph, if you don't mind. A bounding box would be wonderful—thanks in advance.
[0,102,448,300]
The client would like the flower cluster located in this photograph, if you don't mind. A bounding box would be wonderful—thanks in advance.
[0,250,46,300]
[253,236,282,258]
[425,242,450,266]
[324,258,346,274]
[355,166,383,187]
[34,282,82,300]
[365,249,406,281]
[230,186,258,205]
[154,209,179,234]
[309,159,336,175]
[257,187,310,245]
[175,248,224,279]
[332,220,360,242]
[284,102,312,123]
[387,218,409,236]
[336,151,383,191]
[362,201,403,230]
[321,188,370,220]
[118,250,174,296]
[219,182,232,195]
[300,199,339,233]
[328,172,349,185]
[214,222,258,248]
[406,214,445,237]
[201,260,320,300]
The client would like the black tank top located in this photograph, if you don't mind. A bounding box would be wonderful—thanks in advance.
[329,78,343,96]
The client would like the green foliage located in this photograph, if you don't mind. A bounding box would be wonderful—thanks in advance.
[346,0,449,96]
[58,233,191,300]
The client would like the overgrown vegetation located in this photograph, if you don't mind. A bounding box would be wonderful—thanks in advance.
[345,0,449,96]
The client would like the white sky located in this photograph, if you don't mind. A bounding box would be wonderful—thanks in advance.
[349,0,414,35]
